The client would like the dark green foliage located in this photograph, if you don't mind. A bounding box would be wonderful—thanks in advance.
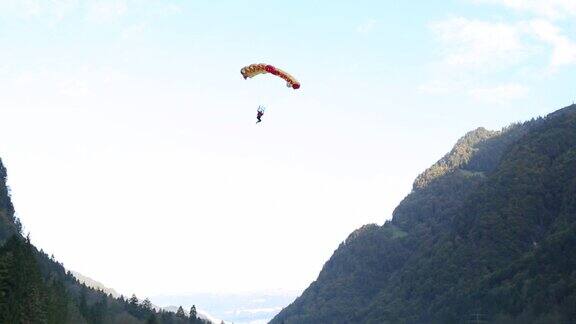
[189,305,204,324]
[0,236,208,324]
[142,298,153,311]
[0,158,20,242]
[272,104,576,324]
[147,314,159,324]
[0,235,67,323]
[412,124,528,191]
[190,305,197,319]
[176,306,186,318]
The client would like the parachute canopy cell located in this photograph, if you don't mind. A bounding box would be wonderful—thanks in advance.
[241,63,300,89]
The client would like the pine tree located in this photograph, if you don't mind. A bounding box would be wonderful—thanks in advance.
[176,305,186,318]
[0,236,48,324]
[189,304,197,320]
[129,294,139,307]
[78,286,89,318]
[45,279,69,324]
[146,313,159,324]
[0,251,10,317]
[89,294,108,324]
[142,298,152,311]
[127,293,144,319]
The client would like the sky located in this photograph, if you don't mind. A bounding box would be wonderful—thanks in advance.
[0,0,575,298]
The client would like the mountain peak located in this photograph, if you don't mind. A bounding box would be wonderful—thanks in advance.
[412,127,500,190]
[272,104,576,323]
[547,103,576,119]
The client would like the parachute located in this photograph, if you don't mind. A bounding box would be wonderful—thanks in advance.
[241,63,300,90]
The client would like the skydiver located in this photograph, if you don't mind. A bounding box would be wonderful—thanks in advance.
[256,106,265,124]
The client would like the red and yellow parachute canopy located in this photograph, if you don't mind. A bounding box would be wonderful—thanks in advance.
[241,63,300,90]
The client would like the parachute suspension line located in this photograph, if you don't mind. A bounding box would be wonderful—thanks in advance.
[241,63,300,120]
[258,73,265,110]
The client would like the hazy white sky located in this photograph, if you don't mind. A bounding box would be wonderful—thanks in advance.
[0,0,575,297]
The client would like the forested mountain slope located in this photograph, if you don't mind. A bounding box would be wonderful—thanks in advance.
[271,104,576,324]
[0,160,20,242]
[70,270,120,299]
[0,158,211,324]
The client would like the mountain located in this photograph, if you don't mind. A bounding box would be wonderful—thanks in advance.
[271,104,576,324]
[0,159,20,242]
[0,158,211,323]
[162,306,220,324]
[71,270,120,299]
[151,291,297,324]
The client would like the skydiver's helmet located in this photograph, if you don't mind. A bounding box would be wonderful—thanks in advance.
[258,106,266,113]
